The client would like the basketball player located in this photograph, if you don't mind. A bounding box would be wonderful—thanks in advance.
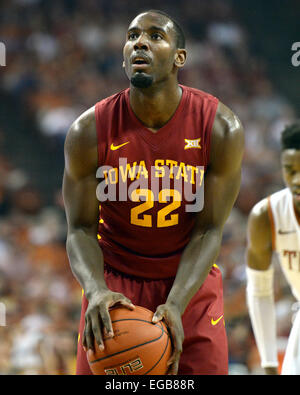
[63,10,244,375]
[246,121,300,375]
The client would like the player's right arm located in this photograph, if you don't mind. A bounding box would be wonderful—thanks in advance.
[63,107,134,352]
[246,198,278,375]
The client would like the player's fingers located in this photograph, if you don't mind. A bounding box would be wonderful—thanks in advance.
[166,323,183,368]
[90,310,104,351]
[152,306,165,323]
[116,296,135,310]
[83,318,95,352]
[99,304,114,337]
[82,318,88,350]
[152,313,163,323]
[167,347,182,365]
[167,358,180,375]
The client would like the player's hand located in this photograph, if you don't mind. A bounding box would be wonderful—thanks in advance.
[152,302,184,375]
[264,367,279,375]
[83,289,135,353]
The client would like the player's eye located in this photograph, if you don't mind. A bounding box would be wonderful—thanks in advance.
[128,32,139,40]
[151,33,163,40]
[285,167,295,176]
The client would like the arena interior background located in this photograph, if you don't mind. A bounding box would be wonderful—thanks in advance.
[0,0,299,374]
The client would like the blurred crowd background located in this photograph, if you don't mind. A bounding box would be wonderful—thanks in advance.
[0,0,299,375]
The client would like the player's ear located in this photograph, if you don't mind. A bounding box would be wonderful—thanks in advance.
[122,60,125,68]
[174,49,186,68]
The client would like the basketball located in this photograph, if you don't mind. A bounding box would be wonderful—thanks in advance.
[86,305,172,375]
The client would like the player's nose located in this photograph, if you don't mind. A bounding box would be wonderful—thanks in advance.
[134,33,149,51]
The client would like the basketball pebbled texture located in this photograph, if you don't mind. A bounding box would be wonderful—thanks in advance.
[87,305,172,375]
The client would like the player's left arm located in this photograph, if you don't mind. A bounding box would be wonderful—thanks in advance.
[153,102,244,374]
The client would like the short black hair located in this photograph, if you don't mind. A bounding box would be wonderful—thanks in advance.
[141,9,186,49]
[281,120,300,150]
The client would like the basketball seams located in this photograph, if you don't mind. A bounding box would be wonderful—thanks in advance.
[111,317,168,332]
[143,329,171,375]
[87,307,172,374]
[89,319,165,364]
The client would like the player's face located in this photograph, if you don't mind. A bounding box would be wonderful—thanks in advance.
[281,149,300,210]
[123,13,184,88]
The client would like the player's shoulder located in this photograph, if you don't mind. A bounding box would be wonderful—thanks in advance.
[182,84,218,104]
[66,89,127,149]
[213,101,244,144]
[64,105,99,179]
[209,100,244,173]
[249,189,289,227]
[247,197,273,248]
[182,85,242,137]
[183,85,244,169]
[96,88,128,111]
[249,197,269,222]
[268,187,290,204]
[64,105,97,155]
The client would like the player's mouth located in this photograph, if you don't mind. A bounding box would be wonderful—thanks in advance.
[131,55,151,70]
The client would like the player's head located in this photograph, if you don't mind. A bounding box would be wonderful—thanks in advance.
[281,120,300,209]
[123,10,187,89]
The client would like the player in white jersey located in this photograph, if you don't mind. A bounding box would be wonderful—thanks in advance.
[246,121,300,375]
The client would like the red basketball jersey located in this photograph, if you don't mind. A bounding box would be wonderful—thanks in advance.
[95,85,218,279]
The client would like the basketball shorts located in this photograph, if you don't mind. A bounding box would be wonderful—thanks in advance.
[76,264,228,375]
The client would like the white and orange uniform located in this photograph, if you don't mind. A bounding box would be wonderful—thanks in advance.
[268,188,300,374]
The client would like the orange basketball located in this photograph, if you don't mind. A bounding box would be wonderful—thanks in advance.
[87,305,172,375]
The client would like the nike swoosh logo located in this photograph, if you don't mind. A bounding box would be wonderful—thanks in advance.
[211,315,224,326]
[278,230,296,235]
[110,142,130,150]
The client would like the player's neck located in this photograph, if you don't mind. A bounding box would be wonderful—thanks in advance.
[129,81,182,132]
